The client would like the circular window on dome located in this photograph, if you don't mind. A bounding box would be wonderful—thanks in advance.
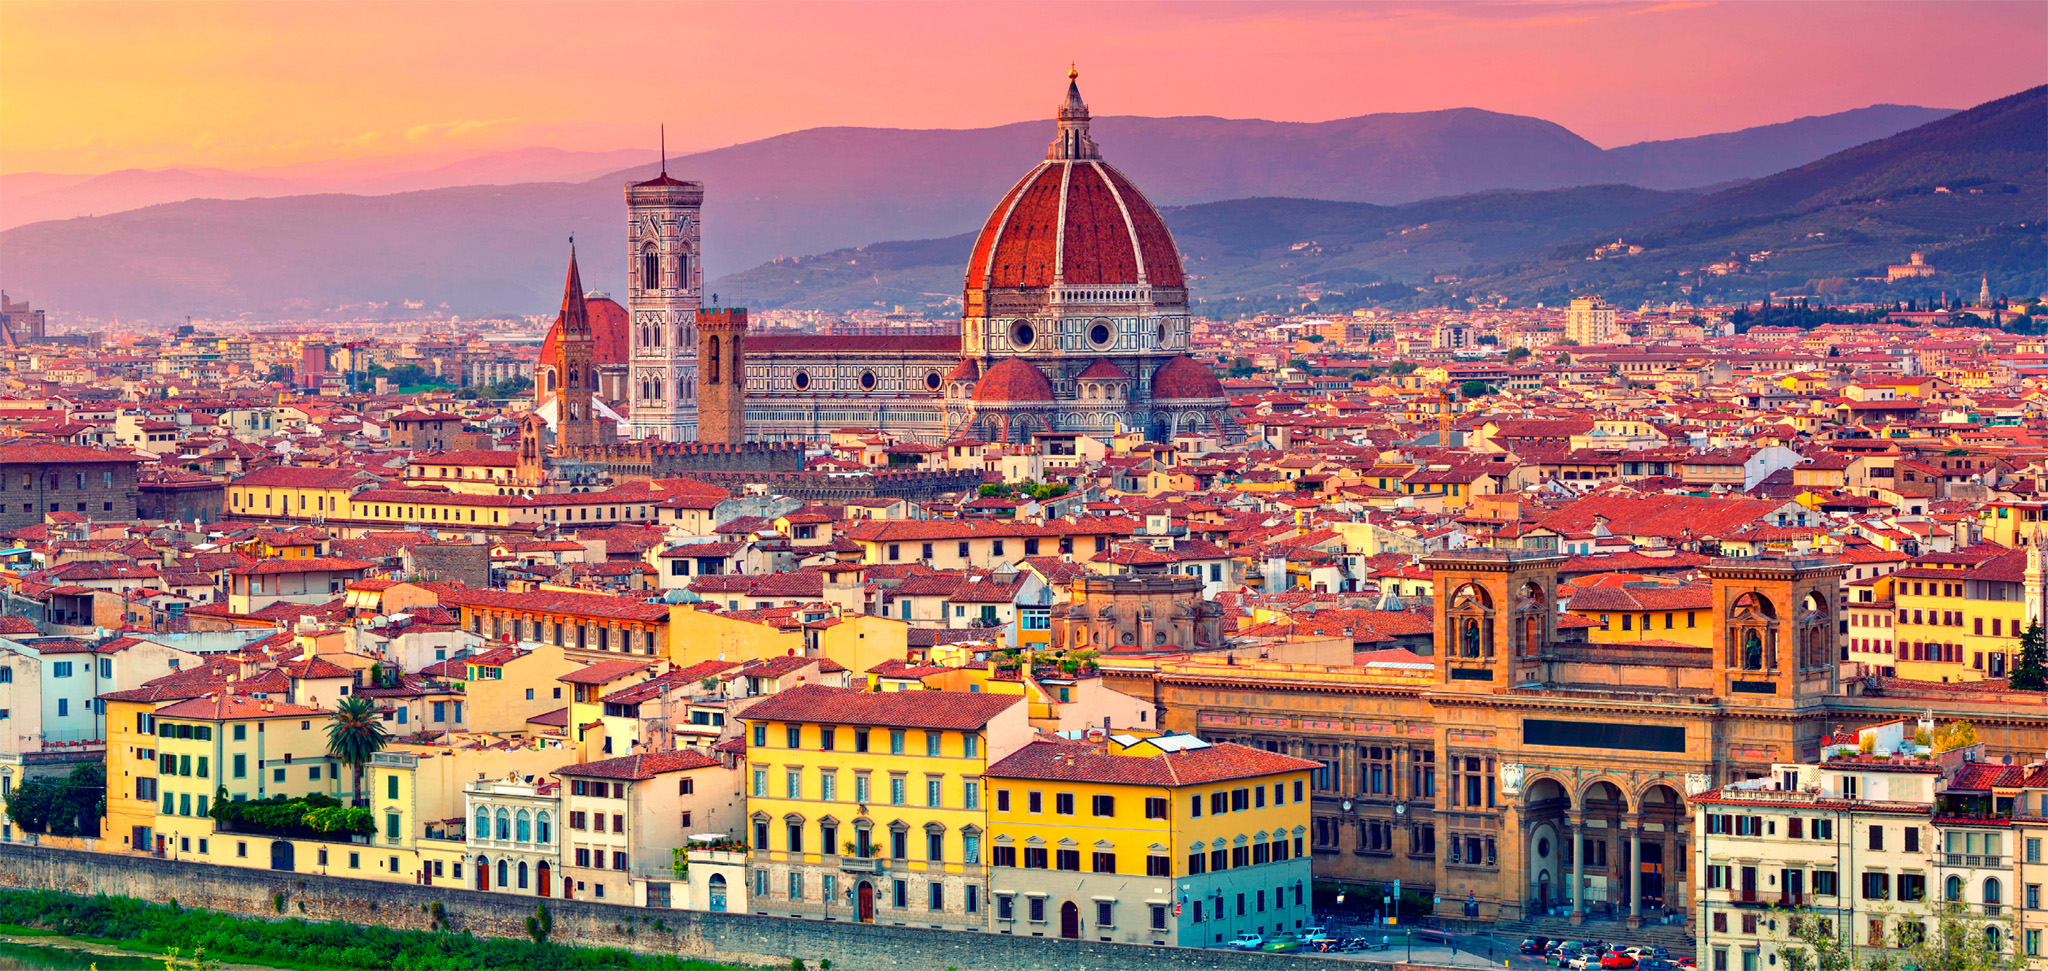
[924,371,942,392]
[1089,320,1114,349]
[859,370,877,392]
[793,371,811,391]
[1010,320,1036,350]
[1157,322,1168,344]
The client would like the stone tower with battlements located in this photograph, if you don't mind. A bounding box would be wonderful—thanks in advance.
[695,307,748,445]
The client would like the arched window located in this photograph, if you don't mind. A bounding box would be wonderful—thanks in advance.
[707,336,721,384]
[496,809,510,841]
[517,860,529,889]
[732,340,742,389]
[642,245,659,290]
[1985,877,2002,904]
[678,251,691,289]
[516,810,531,842]
[708,873,728,912]
[497,859,509,888]
[475,808,489,840]
[1948,875,1965,901]
[536,811,552,844]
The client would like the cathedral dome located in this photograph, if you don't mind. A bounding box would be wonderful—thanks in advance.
[973,358,1056,403]
[1150,355,1225,400]
[962,73,1186,294]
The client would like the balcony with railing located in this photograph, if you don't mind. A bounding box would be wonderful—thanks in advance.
[1729,888,1763,905]
[1777,892,1807,908]
[1944,853,2007,869]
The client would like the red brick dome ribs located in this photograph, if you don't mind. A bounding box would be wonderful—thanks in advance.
[973,358,1056,403]
[962,73,1186,295]
[1150,355,1225,400]
[962,162,1186,291]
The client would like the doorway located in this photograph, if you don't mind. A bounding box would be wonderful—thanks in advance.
[269,841,295,872]
[538,861,552,898]
[476,856,490,891]
[1060,901,1080,939]
[857,881,875,923]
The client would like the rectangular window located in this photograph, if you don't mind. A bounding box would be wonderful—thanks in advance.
[1092,851,1117,874]
[926,732,941,757]
[1056,792,1075,815]
[889,730,905,755]
[1092,794,1115,817]
[1145,797,1168,819]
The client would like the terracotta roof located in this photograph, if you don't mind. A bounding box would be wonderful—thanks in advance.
[441,588,671,623]
[556,749,720,780]
[228,557,375,577]
[155,692,326,720]
[559,659,653,685]
[739,682,1021,730]
[985,736,1318,786]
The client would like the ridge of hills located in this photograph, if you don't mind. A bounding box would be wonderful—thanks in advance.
[0,102,1961,322]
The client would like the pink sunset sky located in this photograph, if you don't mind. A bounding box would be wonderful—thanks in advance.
[2,0,2043,174]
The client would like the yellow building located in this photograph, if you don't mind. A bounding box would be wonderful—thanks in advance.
[1872,548,2029,682]
[1561,580,1715,649]
[666,603,907,679]
[734,683,1030,929]
[148,691,336,860]
[983,732,1316,947]
[453,641,581,734]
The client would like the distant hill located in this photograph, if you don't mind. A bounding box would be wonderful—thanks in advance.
[1451,86,2048,308]
[0,101,1963,320]
[1601,104,1955,190]
[0,147,660,230]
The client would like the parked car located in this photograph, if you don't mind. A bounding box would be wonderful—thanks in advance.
[1637,958,1679,971]
[1523,938,1554,955]
[1554,945,1586,967]
[1227,932,1265,950]
[1677,959,1697,969]
[1601,951,1637,970]
[1568,953,1598,970]
[1628,947,1671,960]
[1303,923,1328,940]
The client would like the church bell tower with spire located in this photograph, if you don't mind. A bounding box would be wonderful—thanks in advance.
[626,132,706,442]
[552,242,602,450]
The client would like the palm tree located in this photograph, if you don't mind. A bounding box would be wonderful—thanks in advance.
[326,695,389,807]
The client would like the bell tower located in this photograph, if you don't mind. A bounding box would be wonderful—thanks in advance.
[1704,553,1847,708]
[696,306,748,445]
[1423,549,1567,691]
[626,140,704,442]
[552,244,602,451]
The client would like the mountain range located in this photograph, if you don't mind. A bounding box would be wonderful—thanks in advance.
[724,88,2047,317]
[0,101,1974,321]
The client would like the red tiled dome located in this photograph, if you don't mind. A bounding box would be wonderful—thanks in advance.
[973,358,1055,403]
[1150,355,1225,400]
[963,76,1184,294]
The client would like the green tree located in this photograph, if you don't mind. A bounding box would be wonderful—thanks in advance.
[3,762,105,836]
[2015,620,2048,690]
[1459,380,1491,399]
[263,364,293,384]
[327,695,390,806]
[1390,362,1419,375]
[1776,899,2022,971]
[1504,347,1531,362]
[526,902,552,949]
